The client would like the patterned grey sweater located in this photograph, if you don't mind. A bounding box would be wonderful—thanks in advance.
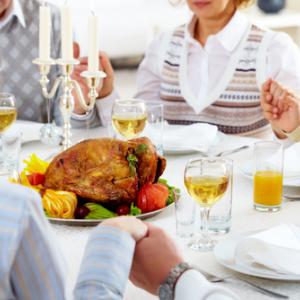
[0,0,99,127]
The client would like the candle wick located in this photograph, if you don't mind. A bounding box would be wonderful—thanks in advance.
[91,10,96,16]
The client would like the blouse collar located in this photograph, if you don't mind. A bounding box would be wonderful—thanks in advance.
[186,10,249,52]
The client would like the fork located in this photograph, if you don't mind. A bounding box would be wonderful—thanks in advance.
[190,145,250,157]
[197,268,289,299]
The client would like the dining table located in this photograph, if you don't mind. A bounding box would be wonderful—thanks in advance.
[18,121,300,300]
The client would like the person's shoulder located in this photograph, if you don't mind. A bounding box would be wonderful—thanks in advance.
[0,181,40,208]
[267,29,297,49]
[152,24,186,45]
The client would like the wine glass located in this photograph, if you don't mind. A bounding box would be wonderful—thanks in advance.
[0,93,17,176]
[0,93,17,134]
[184,158,232,251]
[111,99,147,139]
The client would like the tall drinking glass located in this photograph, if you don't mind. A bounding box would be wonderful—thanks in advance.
[111,99,147,139]
[184,158,231,251]
[253,141,283,212]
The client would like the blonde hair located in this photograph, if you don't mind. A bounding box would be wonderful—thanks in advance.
[169,0,253,8]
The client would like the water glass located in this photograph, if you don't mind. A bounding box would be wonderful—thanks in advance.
[144,102,164,155]
[209,159,233,234]
[0,129,22,177]
[253,141,283,212]
[175,190,196,238]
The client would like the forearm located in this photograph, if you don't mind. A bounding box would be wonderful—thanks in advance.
[74,225,135,300]
[174,270,238,300]
[95,89,119,126]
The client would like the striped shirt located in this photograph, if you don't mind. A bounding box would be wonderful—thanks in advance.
[0,182,134,300]
[0,0,100,128]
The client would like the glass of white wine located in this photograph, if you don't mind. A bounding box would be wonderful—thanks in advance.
[184,158,232,251]
[0,93,17,134]
[112,99,147,139]
[0,93,17,176]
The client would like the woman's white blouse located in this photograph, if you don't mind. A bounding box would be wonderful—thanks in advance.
[135,11,300,103]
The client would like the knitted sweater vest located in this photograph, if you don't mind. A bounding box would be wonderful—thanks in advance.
[160,24,269,135]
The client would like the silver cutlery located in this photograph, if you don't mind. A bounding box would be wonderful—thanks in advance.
[188,145,250,157]
[197,268,289,299]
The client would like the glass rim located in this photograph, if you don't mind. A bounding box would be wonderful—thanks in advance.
[0,92,15,99]
[145,101,164,108]
[254,140,282,147]
[114,98,145,106]
[187,156,233,165]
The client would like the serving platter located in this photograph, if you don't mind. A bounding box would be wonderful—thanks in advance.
[48,203,174,226]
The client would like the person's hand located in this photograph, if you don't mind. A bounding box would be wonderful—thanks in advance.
[130,224,184,294]
[71,43,115,114]
[101,216,148,242]
[261,79,300,136]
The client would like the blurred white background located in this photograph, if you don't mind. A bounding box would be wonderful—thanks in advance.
[46,0,300,98]
[48,0,189,59]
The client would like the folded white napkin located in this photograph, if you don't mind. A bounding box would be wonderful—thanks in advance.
[284,142,300,178]
[235,224,300,275]
[162,123,218,151]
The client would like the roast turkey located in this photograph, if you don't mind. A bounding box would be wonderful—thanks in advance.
[44,137,166,205]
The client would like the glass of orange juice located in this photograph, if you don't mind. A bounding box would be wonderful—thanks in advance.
[253,141,283,212]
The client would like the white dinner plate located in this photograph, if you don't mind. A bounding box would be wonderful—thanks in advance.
[214,231,300,281]
[163,132,223,155]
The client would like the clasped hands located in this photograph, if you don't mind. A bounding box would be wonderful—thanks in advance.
[261,79,300,138]
[102,216,183,295]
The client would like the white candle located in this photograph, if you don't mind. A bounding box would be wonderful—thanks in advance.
[88,13,99,73]
[61,4,73,61]
[39,5,51,60]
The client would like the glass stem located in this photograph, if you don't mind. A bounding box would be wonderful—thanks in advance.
[47,97,51,124]
[200,207,210,241]
[85,112,90,139]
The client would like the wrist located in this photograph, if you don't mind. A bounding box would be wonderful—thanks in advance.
[98,85,114,99]
[158,262,191,300]
[283,124,300,142]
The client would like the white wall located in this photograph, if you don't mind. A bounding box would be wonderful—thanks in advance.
[47,0,188,58]
[48,0,300,58]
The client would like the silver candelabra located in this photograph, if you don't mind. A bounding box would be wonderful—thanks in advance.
[33,58,106,150]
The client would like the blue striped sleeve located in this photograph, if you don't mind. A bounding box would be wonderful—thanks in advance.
[0,182,67,300]
[74,225,135,300]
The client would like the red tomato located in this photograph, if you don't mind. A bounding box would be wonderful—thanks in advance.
[27,173,45,186]
[116,204,130,216]
[137,183,169,213]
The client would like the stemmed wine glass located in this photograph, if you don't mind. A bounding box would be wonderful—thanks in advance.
[0,93,17,135]
[0,93,17,177]
[184,158,232,251]
[111,99,147,139]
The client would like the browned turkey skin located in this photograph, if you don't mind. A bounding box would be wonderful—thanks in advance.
[44,137,166,205]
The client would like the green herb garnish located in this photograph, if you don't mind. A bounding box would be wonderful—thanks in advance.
[158,178,180,205]
[84,203,117,219]
[130,203,141,216]
[135,144,148,155]
[127,153,139,176]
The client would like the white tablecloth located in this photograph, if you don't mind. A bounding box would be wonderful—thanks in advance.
[20,123,300,300]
